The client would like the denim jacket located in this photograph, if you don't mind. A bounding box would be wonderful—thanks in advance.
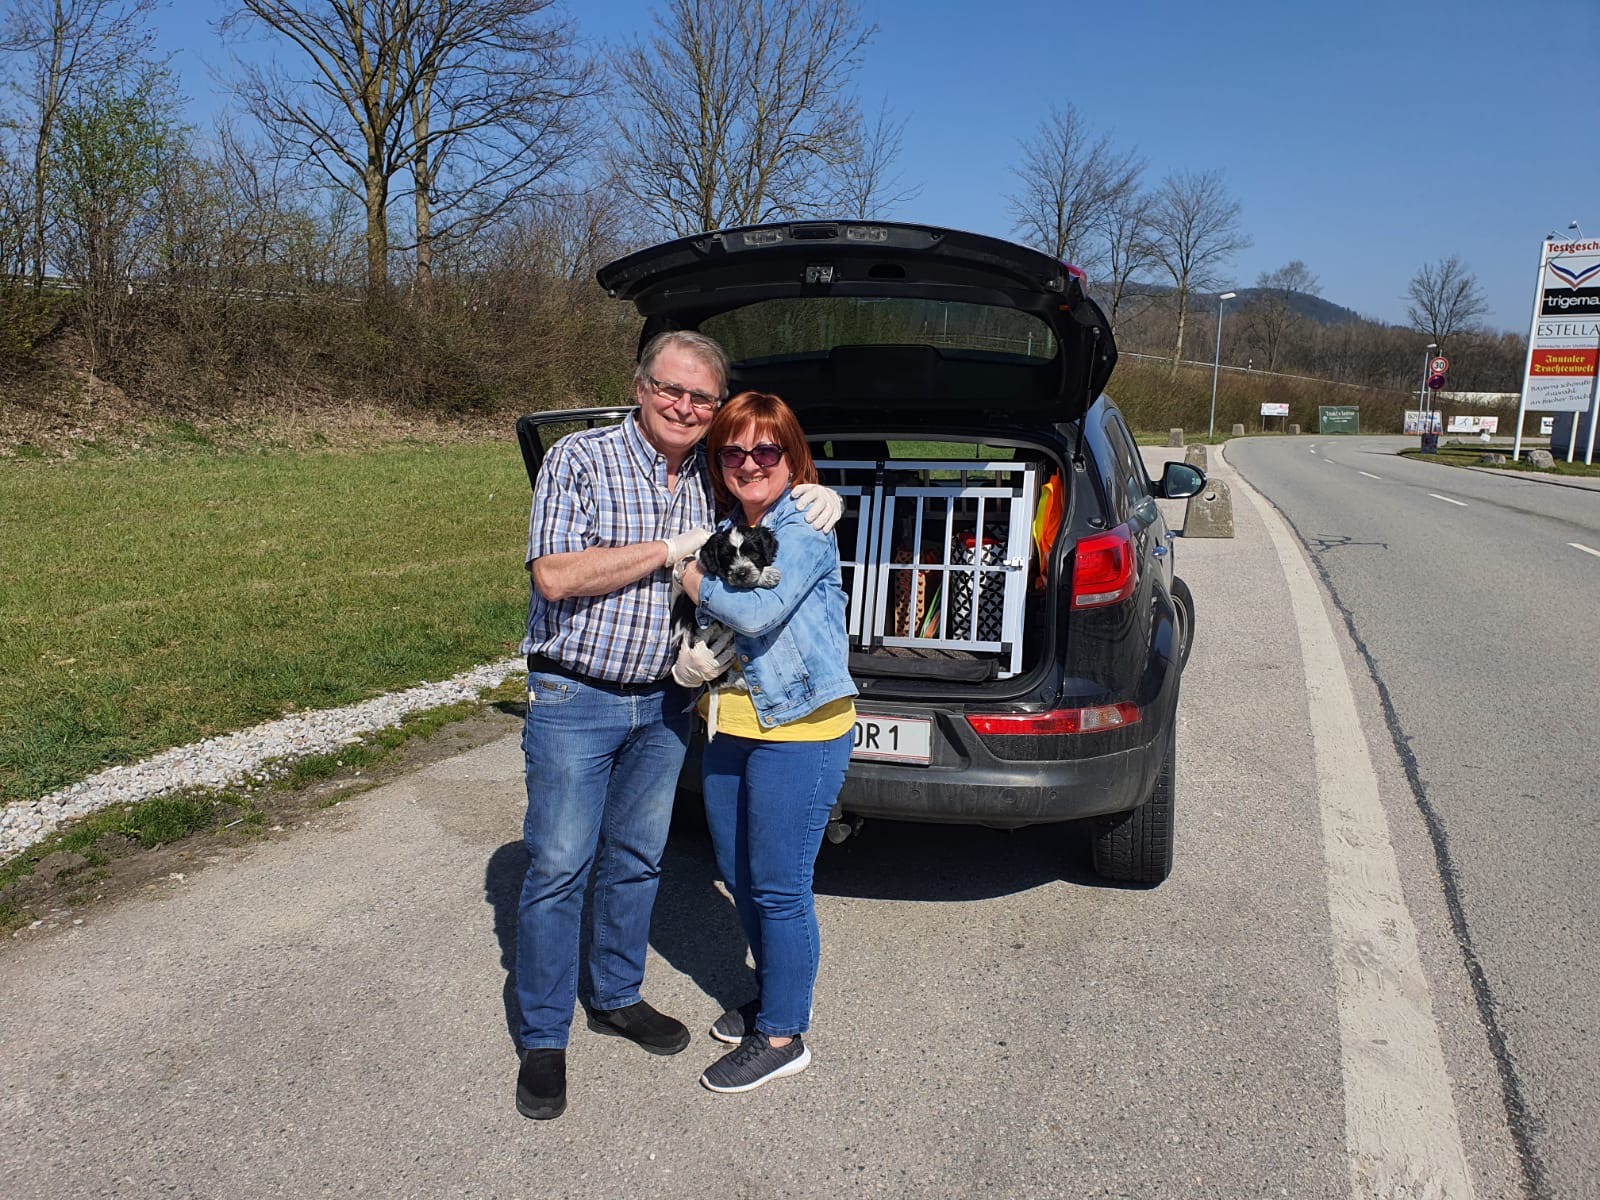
[695,488,858,729]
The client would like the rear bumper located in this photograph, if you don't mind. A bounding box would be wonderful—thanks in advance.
[832,721,1165,828]
[680,703,1172,830]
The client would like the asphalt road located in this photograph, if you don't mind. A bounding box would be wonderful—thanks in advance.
[1225,434,1600,1200]
[0,442,1550,1199]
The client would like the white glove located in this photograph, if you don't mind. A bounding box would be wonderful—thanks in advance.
[792,483,842,533]
[671,626,737,687]
[661,527,711,569]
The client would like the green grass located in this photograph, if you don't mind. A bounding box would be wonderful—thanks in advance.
[0,443,531,806]
[1399,442,1600,477]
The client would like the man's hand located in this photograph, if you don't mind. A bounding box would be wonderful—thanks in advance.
[671,626,736,687]
[661,527,712,569]
[792,483,843,533]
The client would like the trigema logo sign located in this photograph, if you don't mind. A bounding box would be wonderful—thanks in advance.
[1542,240,1600,315]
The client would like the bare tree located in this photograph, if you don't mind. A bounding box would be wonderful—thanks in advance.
[225,1,595,299]
[1006,103,1140,275]
[1243,259,1320,371]
[1143,169,1249,373]
[1,0,157,288]
[1097,189,1157,329]
[401,0,599,297]
[829,100,919,220]
[1406,254,1487,354]
[610,0,877,236]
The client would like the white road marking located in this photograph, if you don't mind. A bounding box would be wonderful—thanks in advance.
[1428,493,1468,507]
[1226,454,1477,1199]
[1359,471,1382,480]
[1310,446,1319,454]
[1571,542,1600,559]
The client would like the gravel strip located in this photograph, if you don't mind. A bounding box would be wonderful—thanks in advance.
[0,658,525,864]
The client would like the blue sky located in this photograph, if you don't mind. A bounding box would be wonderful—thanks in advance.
[162,0,1598,332]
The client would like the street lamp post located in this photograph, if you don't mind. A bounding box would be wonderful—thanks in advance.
[1208,291,1237,438]
[1419,341,1438,415]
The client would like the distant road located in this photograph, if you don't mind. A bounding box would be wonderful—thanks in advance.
[1227,434,1600,1200]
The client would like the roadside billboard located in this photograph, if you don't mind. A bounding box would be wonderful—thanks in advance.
[1446,415,1498,434]
[1403,410,1442,434]
[1521,239,1600,414]
[1513,237,1600,461]
[1318,405,1360,434]
[1260,402,1289,417]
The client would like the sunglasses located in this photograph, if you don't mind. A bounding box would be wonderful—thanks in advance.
[715,443,786,470]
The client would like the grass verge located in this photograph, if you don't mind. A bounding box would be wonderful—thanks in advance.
[1399,443,1600,477]
[0,687,521,935]
[1,440,531,806]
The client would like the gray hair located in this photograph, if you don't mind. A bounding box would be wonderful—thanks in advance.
[635,330,730,399]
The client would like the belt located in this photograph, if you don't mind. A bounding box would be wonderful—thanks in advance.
[526,653,673,694]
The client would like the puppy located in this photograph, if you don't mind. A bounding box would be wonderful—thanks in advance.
[671,524,781,737]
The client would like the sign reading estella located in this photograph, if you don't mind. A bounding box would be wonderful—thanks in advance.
[1522,240,1600,414]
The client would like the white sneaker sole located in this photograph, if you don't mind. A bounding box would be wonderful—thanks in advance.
[699,1044,811,1093]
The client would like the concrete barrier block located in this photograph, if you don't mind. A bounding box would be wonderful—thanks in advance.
[1167,428,1184,448]
[1288,423,1300,435]
[1183,479,1234,538]
[1230,423,1245,437]
[1183,443,1208,471]
[1528,449,1555,469]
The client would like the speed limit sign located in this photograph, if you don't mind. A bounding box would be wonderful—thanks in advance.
[1429,355,1449,375]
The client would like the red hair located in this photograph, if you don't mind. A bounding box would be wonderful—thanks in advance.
[705,392,818,515]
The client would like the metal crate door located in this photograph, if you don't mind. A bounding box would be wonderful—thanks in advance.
[868,464,1038,677]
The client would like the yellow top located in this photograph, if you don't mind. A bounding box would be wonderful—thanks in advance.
[697,685,857,742]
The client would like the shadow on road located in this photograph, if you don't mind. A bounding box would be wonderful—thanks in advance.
[484,808,1105,1051]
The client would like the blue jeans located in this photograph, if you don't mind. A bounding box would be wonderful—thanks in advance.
[515,671,690,1050]
[701,732,852,1038]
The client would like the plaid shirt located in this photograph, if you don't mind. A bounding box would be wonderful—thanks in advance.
[521,413,716,683]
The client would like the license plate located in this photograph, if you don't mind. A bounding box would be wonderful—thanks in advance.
[851,713,932,765]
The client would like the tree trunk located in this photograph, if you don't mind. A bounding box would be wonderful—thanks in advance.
[1171,292,1188,377]
[364,162,387,297]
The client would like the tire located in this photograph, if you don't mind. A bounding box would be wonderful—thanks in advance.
[1170,575,1195,673]
[1090,723,1175,886]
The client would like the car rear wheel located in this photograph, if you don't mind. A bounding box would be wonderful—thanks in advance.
[1171,575,1195,672]
[1090,724,1175,885]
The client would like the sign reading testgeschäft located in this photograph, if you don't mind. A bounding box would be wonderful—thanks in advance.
[1260,402,1289,417]
[1524,238,1600,412]
[1318,405,1360,434]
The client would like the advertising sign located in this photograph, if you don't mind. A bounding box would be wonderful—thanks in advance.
[1541,416,1555,435]
[1523,238,1600,413]
[1446,414,1498,434]
[1260,402,1290,417]
[1318,405,1360,434]
[1403,410,1443,434]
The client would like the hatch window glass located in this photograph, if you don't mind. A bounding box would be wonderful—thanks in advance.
[701,298,1056,364]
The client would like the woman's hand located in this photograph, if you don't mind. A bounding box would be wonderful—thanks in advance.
[680,559,706,601]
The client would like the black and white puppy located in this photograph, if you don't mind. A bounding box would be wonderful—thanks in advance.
[671,525,780,733]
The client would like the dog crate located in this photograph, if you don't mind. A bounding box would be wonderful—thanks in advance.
[821,458,1041,680]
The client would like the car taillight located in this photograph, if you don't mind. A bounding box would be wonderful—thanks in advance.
[965,704,1140,736]
[1071,524,1136,608]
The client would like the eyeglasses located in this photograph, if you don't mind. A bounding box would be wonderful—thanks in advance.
[715,443,786,470]
[644,372,720,412]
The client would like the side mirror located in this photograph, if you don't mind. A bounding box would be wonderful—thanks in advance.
[1159,461,1205,499]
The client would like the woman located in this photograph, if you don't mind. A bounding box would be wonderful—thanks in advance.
[677,391,857,1094]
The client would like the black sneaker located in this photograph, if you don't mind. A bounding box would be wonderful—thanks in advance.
[700,1034,810,1093]
[710,1000,759,1045]
[585,1000,691,1055]
[516,1048,566,1120]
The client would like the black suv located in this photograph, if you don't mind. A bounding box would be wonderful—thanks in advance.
[522,221,1202,885]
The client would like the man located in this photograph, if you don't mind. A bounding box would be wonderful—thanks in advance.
[514,329,840,1120]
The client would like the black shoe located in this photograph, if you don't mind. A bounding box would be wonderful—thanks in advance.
[710,1000,759,1045]
[701,1034,810,1094]
[516,1048,566,1120]
[586,1000,691,1055]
